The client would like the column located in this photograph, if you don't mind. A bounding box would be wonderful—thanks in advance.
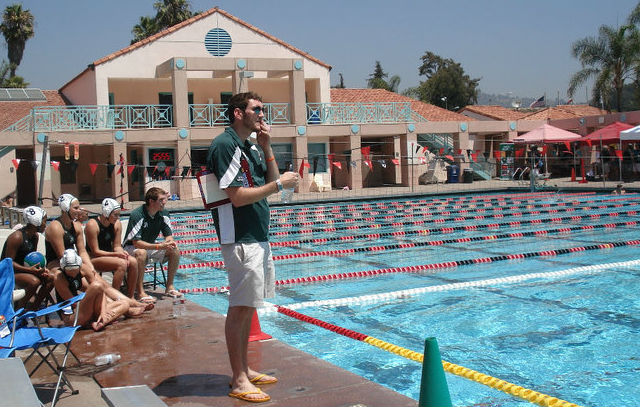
[171,58,189,128]
[349,133,362,190]
[289,61,306,125]
[34,134,52,208]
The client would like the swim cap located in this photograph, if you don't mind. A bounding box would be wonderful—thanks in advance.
[23,206,46,227]
[102,198,121,217]
[60,248,82,269]
[58,194,78,213]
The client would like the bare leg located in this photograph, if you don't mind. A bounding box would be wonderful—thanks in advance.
[132,249,149,299]
[74,281,105,328]
[126,255,138,298]
[164,246,181,294]
[14,273,41,310]
[226,305,270,401]
[92,298,129,331]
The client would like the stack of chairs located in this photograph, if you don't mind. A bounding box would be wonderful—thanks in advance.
[0,258,84,407]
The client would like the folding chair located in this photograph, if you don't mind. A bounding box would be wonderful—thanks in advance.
[144,262,166,290]
[0,258,84,407]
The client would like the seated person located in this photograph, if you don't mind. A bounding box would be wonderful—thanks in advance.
[123,187,181,302]
[47,194,153,314]
[1,206,54,310]
[85,198,137,298]
[54,249,132,331]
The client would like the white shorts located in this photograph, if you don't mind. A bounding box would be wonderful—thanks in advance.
[124,245,168,264]
[220,241,275,308]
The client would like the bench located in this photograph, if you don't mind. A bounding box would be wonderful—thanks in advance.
[101,385,167,407]
[0,357,43,407]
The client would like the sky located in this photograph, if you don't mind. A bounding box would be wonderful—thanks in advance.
[3,0,640,104]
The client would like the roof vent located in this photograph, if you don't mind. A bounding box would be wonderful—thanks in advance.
[205,28,232,57]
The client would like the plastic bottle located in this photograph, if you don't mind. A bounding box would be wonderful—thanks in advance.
[94,353,121,366]
[281,164,295,203]
[171,296,185,318]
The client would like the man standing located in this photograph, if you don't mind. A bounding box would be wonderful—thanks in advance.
[123,187,181,302]
[207,92,298,403]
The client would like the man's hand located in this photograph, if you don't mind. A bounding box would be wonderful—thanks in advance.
[279,171,299,190]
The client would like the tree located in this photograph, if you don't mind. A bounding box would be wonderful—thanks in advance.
[367,61,401,92]
[131,0,196,44]
[414,51,479,110]
[0,4,34,77]
[568,24,640,111]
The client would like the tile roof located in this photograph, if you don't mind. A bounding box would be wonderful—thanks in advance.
[459,105,528,121]
[330,88,470,122]
[62,8,331,91]
[0,90,67,131]
[519,104,608,120]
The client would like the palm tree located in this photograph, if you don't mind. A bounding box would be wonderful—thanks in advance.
[131,0,195,44]
[367,61,401,92]
[131,16,159,44]
[0,4,35,77]
[568,24,640,111]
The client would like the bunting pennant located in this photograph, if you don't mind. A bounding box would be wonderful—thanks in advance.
[585,139,592,147]
[471,153,477,162]
[422,146,429,154]
[541,145,548,155]
[364,160,372,169]
[361,146,371,160]
[298,159,306,178]
[127,165,136,175]
[51,161,60,171]
[415,145,421,154]
[564,141,571,151]
[11,159,20,169]
[391,158,399,166]
[107,163,115,175]
[73,143,80,160]
[327,153,335,162]
[419,156,427,164]
[89,163,98,175]
[380,160,387,169]
[331,161,342,170]
[439,148,445,155]
[64,144,70,161]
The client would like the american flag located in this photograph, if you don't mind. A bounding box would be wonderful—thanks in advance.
[529,96,545,108]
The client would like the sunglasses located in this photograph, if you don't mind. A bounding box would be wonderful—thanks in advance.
[251,106,266,114]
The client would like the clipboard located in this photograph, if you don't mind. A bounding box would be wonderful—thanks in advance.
[196,170,231,209]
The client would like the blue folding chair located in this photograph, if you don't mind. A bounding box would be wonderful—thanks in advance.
[0,258,84,407]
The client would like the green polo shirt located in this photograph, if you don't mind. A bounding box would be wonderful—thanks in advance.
[207,127,270,244]
[123,204,172,245]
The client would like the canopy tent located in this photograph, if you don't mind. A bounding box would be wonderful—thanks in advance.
[513,124,582,144]
[620,124,640,141]
[582,122,634,142]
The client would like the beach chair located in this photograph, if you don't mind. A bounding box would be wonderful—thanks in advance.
[0,357,43,407]
[0,258,84,407]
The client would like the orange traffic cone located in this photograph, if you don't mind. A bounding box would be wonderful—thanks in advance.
[571,167,576,182]
[248,310,272,342]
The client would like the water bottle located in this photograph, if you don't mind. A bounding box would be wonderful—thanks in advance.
[281,164,295,203]
[171,296,185,318]
[94,353,121,366]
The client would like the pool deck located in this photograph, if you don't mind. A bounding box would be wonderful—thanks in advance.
[12,176,639,406]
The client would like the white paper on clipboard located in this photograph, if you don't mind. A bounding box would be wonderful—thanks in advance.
[196,171,231,209]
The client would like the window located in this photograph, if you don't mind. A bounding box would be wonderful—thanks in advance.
[308,143,327,173]
[271,143,293,174]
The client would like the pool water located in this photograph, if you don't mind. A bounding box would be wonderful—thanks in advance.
[168,192,640,407]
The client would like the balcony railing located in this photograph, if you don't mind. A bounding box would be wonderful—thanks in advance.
[306,102,413,125]
[2,101,420,133]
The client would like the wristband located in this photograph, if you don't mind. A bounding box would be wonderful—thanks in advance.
[275,179,284,191]
[266,156,275,162]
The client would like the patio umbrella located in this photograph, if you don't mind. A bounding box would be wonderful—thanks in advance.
[513,124,582,176]
[584,122,633,184]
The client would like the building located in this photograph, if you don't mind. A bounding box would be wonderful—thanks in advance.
[1,7,639,207]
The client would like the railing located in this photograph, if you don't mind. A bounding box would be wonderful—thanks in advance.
[306,102,413,125]
[189,103,291,127]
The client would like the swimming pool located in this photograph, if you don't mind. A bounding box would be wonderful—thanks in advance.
[168,192,640,407]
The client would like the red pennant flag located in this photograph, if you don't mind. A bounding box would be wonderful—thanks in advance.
[585,139,592,147]
[422,146,429,153]
[298,159,305,178]
[361,146,371,160]
[541,145,548,155]
[51,161,60,171]
[493,150,501,159]
[391,159,399,166]
[615,149,623,159]
[327,153,335,162]
[127,165,136,175]
[364,160,372,169]
[11,159,20,169]
[471,153,477,162]
[445,155,454,161]
[564,141,571,151]
[89,163,98,175]
[439,148,445,155]
[332,161,342,170]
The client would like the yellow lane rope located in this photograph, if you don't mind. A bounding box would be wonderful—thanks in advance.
[363,336,584,407]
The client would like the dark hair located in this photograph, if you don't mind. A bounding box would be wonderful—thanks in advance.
[227,92,262,124]
[145,187,167,205]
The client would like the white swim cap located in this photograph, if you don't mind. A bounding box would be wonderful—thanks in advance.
[23,206,46,227]
[58,194,78,213]
[60,248,82,269]
[102,198,120,217]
